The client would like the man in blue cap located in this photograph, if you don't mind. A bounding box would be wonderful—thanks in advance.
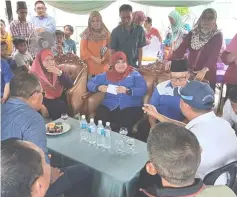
[143,80,237,181]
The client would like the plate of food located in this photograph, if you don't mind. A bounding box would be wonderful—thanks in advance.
[46,122,71,136]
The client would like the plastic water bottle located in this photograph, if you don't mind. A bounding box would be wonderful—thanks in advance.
[88,118,97,145]
[80,115,88,141]
[97,120,105,148]
[104,122,111,149]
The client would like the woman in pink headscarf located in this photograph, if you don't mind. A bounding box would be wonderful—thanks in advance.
[132,11,152,45]
[30,49,73,120]
[132,11,146,26]
[221,33,237,96]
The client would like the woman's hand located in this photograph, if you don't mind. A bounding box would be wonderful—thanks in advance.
[194,67,209,81]
[98,85,108,93]
[46,66,62,76]
[142,104,159,119]
[92,56,103,64]
[227,52,237,63]
[1,97,7,104]
[116,86,127,94]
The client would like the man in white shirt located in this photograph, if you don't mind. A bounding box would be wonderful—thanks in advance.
[143,81,237,179]
[222,87,237,131]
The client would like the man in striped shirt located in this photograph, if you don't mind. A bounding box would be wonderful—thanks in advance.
[10,1,34,39]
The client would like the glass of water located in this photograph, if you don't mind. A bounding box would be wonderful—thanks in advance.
[61,113,68,123]
[115,139,125,155]
[126,137,135,154]
[74,113,81,121]
[119,127,128,139]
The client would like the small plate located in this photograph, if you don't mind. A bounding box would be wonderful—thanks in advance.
[46,122,71,136]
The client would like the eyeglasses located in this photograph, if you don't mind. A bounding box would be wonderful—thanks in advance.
[170,76,187,82]
[36,7,45,11]
[30,90,45,97]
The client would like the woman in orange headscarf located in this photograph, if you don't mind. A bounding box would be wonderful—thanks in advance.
[87,51,147,135]
[30,49,73,120]
[80,11,110,76]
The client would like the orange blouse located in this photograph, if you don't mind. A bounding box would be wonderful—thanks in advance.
[80,32,110,75]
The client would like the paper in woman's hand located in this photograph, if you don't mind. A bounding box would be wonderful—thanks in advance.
[107,84,118,95]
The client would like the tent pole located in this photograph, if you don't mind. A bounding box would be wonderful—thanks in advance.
[5,0,13,24]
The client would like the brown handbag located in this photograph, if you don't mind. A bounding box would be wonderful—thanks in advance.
[189,48,209,83]
[189,48,203,80]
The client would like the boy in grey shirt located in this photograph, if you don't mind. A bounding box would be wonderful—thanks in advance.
[13,37,33,72]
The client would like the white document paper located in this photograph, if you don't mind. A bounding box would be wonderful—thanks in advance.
[143,36,161,58]
[107,84,118,95]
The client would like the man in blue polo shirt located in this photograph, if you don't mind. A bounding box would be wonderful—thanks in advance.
[1,73,92,197]
[135,59,189,142]
[149,59,189,127]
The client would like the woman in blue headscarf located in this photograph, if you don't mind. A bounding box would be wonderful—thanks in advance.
[165,10,189,51]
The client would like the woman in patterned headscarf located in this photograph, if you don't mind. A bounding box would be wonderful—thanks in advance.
[168,8,223,90]
[80,11,110,76]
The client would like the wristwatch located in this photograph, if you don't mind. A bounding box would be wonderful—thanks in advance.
[58,70,63,76]
[126,88,132,95]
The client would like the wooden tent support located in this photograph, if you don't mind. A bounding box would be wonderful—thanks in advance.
[5,0,13,24]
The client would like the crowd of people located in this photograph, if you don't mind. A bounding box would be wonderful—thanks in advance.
[1,0,237,197]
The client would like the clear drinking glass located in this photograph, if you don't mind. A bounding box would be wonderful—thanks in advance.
[119,127,128,138]
[61,113,68,123]
[74,113,81,121]
[126,137,135,154]
[115,139,125,154]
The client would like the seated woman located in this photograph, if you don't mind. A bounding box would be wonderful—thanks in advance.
[87,51,147,135]
[30,49,73,120]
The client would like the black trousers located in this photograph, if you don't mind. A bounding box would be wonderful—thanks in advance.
[95,105,143,136]
[46,164,92,197]
[43,93,69,121]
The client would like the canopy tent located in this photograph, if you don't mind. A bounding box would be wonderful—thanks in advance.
[130,0,214,7]
[45,1,116,15]
[45,0,214,15]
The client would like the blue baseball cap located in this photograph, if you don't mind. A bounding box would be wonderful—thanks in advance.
[178,81,215,110]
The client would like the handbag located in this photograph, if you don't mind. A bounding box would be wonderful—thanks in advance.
[189,48,209,84]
